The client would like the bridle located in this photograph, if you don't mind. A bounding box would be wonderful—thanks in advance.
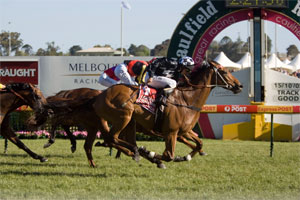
[182,65,232,90]
[167,64,233,111]
[6,84,44,113]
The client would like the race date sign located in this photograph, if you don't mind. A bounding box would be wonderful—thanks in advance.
[225,0,288,8]
[274,82,300,102]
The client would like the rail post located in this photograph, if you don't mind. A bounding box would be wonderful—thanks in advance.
[270,114,274,157]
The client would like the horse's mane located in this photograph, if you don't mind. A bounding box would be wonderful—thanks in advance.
[5,82,31,91]
[189,61,211,82]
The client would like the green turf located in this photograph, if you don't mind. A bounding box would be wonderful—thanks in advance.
[0,139,299,200]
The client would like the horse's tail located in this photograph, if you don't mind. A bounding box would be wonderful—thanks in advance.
[47,95,98,112]
[27,95,98,129]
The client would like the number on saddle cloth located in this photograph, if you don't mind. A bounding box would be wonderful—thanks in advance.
[136,85,158,114]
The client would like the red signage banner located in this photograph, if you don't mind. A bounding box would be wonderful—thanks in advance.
[201,105,300,114]
[0,61,38,84]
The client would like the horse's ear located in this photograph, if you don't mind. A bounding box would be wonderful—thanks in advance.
[209,60,219,66]
[209,60,224,69]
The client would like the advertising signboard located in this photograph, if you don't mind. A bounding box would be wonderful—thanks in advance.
[0,60,39,85]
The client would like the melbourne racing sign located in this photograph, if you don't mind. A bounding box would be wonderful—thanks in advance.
[0,61,38,84]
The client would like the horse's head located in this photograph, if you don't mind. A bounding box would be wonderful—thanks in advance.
[189,60,243,94]
[208,61,243,94]
[7,83,49,115]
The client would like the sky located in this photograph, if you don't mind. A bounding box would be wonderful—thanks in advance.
[0,0,299,54]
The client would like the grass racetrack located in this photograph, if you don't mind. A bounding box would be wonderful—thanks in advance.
[0,138,299,200]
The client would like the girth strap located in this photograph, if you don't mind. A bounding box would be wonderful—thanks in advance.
[167,101,201,112]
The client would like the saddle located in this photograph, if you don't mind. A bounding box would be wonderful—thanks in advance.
[136,85,172,132]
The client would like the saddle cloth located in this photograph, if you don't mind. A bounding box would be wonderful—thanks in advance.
[136,85,157,114]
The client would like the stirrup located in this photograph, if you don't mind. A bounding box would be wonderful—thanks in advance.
[163,88,174,95]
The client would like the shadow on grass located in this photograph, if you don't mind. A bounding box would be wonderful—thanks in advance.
[0,161,89,168]
[0,153,75,159]
[0,170,109,178]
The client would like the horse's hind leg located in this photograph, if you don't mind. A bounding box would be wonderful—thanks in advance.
[62,125,76,153]
[84,128,97,167]
[1,119,47,162]
[105,119,140,162]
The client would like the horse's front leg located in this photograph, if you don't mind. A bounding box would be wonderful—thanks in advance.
[139,131,178,169]
[62,125,76,153]
[43,124,57,148]
[174,130,207,162]
[1,119,47,162]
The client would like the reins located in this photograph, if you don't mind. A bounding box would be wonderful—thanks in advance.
[121,87,140,108]
[166,65,232,111]
[7,87,31,105]
[181,66,231,89]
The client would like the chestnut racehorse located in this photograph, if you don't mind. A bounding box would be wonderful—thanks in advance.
[91,61,243,168]
[39,88,206,167]
[0,83,49,162]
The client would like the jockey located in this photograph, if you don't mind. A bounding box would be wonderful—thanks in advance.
[145,56,195,89]
[98,60,149,87]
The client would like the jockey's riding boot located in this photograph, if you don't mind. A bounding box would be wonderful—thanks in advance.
[154,104,164,133]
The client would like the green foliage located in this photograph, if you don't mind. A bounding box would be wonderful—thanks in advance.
[69,45,82,56]
[128,44,150,56]
[287,45,299,59]
[35,41,63,56]
[207,35,272,62]
[0,31,23,56]
[152,39,169,56]
[0,139,299,200]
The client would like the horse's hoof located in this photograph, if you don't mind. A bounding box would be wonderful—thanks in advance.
[94,141,102,146]
[138,146,146,151]
[89,160,96,168]
[157,163,166,169]
[148,151,155,158]
[185,154,192,161]
[132,153,141,162]
[43,143,52,148]
[71,146,76,153]
[173,156,185,162]
[40,157,48,162]
[200,152,208,156]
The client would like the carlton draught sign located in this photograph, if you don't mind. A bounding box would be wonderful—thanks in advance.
[0,61,38,84]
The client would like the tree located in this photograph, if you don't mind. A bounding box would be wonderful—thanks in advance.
[128,44,137,55]
[127,44,149,56]
[69,45,82,56]
[35,48,46,56]
[0,31,23,56]
[43,41,63,56]
[151,39,170,56]
[116,47,129,56]
[219,36,234,56]
[21,44,34,55]
[207,40,220,60]
[286,45,299,59]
